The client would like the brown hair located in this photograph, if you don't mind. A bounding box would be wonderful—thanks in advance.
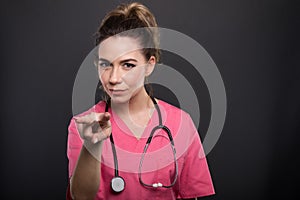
[94,2,161,62]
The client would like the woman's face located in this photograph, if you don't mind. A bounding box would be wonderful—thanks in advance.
[97,36,155,104]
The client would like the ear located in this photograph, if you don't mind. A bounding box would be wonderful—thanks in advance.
[145,56,156,76]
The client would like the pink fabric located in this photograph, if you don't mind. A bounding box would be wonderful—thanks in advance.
[67,100,215,199]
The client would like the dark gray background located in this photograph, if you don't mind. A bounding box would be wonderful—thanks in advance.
[1,0,299,199]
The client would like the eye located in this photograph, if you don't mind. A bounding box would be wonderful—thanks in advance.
[122,63,136,69]
[98,61,111,69]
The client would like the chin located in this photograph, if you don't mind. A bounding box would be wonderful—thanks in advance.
[110,95,131,104]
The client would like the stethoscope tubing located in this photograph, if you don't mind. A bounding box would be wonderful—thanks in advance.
[105,96,178,192]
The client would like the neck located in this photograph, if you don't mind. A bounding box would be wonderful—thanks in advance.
[111,88,156,139]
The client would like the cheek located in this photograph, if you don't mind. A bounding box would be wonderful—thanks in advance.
[99,70,108,86]
[122,68,145,86]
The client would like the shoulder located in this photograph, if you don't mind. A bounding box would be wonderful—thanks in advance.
[73,101,107,118]
[158,99,191,120]
[157,99,195,136]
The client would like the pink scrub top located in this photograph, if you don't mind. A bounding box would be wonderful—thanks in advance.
[67,100,215,199]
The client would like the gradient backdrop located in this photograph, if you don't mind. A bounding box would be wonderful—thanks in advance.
[1,0,299,199]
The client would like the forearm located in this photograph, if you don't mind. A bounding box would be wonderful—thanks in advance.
[70,142,103,200]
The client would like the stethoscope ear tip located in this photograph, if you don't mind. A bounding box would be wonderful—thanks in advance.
[152,182,163,188]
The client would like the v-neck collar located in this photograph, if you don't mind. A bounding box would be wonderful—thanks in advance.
[110,102,159,141]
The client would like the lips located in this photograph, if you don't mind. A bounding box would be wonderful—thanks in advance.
[109,89,127,94]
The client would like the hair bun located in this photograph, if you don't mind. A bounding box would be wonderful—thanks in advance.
[117,2,157,27]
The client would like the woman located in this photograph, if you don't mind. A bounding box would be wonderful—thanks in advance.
[67,2,215,199]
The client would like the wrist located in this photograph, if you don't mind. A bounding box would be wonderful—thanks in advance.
[83,139,104,161]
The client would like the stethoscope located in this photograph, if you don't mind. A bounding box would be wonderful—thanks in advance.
[105,96,178,193]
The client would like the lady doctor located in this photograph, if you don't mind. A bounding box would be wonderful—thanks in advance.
[67,2,215,200]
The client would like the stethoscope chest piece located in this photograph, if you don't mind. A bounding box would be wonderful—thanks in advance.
[111,176,125,193]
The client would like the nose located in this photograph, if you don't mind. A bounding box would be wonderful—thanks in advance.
[109,66,123,85]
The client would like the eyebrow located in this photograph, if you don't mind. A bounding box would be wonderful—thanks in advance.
[98,58,111,63]
[119,58,138,63]
[98,58,138,64]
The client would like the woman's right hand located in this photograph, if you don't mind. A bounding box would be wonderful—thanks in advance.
[74,112,111,144]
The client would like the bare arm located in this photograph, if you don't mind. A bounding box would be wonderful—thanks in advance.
[70,143,102,200]
[69,112,111,200]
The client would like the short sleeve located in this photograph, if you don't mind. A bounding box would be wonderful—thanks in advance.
[67,118,83,178]
[177,115,215,198]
